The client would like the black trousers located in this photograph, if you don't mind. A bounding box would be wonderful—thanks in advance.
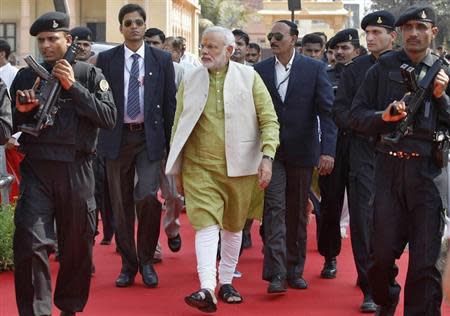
[369,154,445,315]
[347,136,376,296]
[262,159,313,281]
[318,133,350,259]
[13,156,96,316]
[106,128,162,275]
[318,134,376,296]
[94,154,115,241]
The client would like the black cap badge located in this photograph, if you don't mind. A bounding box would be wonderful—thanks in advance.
[377,16,383,24]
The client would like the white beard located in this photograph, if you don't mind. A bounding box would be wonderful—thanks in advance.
[201,48,228,70]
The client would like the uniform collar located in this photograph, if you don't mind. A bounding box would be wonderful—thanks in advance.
[369,50,392,62]
[398,49,434,67]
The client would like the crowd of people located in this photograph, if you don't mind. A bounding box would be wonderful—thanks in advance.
[1,2,450,316]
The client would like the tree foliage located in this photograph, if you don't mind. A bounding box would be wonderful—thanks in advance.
[199,0,254,29]
[370,0,450,47]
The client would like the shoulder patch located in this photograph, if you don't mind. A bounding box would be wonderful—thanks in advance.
[99,79,109,92]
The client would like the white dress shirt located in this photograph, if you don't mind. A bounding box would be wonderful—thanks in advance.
[0,62,18,90]
[173,62,185,90]
[180,52,201,68]
[123,43,145,123]
[274,49,295,102]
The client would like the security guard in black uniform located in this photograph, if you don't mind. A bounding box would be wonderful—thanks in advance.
[11,12,116,316]
[350,6,449,316]
[70,25,116,245]
[0,79,12,144]
[317,28,360,280]
[328,11,397,313]
[69,26,94,62]
[325,29,360,94]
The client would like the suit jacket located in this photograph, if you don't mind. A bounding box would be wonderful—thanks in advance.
[254,53,337,167]
[96,43,176,161]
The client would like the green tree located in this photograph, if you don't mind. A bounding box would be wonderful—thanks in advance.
[370,0,450,47]
[199,0,254,30]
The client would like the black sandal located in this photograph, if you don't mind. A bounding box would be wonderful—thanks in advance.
[184,288,217,313]
[218,284,243,304]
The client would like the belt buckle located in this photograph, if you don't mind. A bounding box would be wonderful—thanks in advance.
[129,123,143,132]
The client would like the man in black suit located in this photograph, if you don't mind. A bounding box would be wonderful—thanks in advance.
[255,20,336,293]
[96,3,176,288]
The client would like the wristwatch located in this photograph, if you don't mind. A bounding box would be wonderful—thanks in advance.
[262,155,274,161]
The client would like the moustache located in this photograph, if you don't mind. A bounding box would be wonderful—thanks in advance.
[270,43,279,48]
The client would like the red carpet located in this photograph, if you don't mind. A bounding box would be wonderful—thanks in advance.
[1,214,450,316]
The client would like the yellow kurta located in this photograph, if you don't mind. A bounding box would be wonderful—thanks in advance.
[173,66,279,232]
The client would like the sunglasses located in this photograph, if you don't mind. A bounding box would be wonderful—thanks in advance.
[267,32,284,41]
[123,19,145,27]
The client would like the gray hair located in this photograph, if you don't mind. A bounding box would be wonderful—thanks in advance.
[202,26,236,49]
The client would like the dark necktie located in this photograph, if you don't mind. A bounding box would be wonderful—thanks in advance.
[127,53,141,119]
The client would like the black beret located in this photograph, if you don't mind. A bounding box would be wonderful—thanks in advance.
[70,26,92,41]
[361,10,395,30]
[30,12,70,36]
[395,5,436,27]
[329,29,359,49]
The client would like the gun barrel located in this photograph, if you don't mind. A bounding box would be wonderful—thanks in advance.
[20,39,81,136]
[382,58,444,146]
[23,55,52,81]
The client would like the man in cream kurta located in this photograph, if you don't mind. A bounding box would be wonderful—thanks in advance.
[166,26,279,313]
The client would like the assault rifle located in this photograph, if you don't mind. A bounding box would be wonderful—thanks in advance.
[382,58,444,144]
[18,38,79,137]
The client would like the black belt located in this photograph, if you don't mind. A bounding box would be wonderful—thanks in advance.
[124,123,144,132]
